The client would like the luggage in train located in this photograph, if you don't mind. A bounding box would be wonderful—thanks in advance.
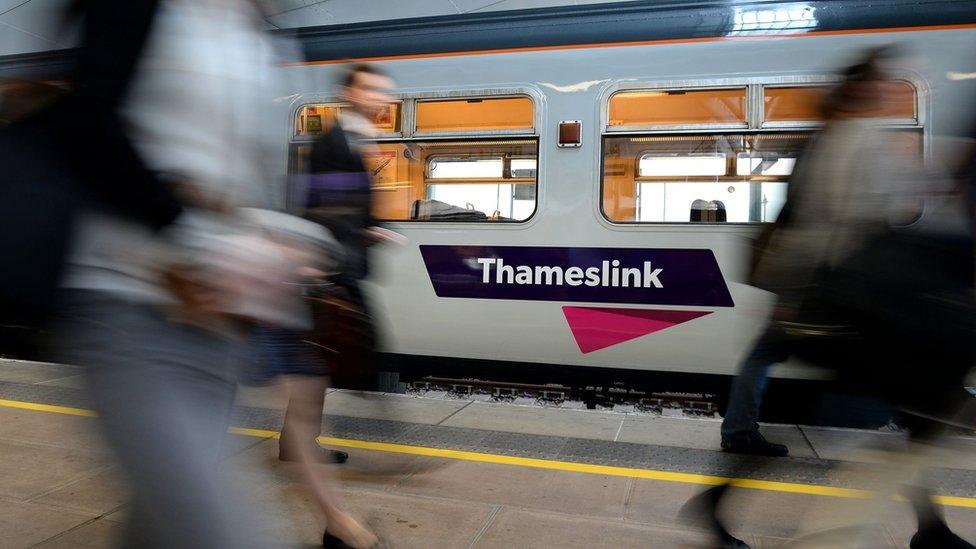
[410,199,489,221]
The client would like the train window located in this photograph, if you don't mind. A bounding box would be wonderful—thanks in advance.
[428,157,504,179]
[603,81,923,224]
[294,139,537,222]
[295,102,401,136]
[295,104,341,136]
[764,81,917,124]
[638,154,727,177]
[419,141,538,221]
[608,88,747,128]
[0,80,68,126]
[290,93,538,222]
[763,86,827,123]
[603,134,808,223]
[875,80,917,120]
[415,97,534,133]
[735,154,796,176]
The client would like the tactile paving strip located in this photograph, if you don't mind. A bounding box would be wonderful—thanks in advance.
[0,379,973,497]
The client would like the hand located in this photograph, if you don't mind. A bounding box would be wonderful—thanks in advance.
[162,265,234,316]
[364,226,407,246]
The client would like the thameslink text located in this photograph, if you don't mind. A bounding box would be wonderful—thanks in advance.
[477,258,664,288]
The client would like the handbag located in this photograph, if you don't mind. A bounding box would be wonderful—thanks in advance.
[820,228,975,340]
[824,227,975,416]
[306,281,377,391]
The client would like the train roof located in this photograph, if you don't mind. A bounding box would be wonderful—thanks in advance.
[4,0,976,79]
[287,0,976,63]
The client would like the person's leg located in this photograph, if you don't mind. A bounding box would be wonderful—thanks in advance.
[678,326,792,548]
[264,325,347,464]
[902,413,974,549]
[908,487,973,548]
[279,373,345,463]
[679,483,751,548]
[54,293,255,549]
[721,324,791,456]
[280,375,326,448]
[277,376,377,548]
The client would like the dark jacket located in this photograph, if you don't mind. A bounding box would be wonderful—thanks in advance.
[307,123,375,281]
[0,0,182,328]
[48,0,183,228]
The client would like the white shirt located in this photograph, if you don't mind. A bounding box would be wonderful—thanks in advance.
[64,0,283,301]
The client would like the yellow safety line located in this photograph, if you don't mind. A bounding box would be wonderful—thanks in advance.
[229,426,280,439]
[0,398,96,417]
[2,397,974,508]
[935,495,976,509]
[316,435,873,499]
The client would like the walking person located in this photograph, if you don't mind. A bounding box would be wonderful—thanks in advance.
[277,63,404,467]
[247,211,380,548]
[47,1,317,547]
[685,46,975,548]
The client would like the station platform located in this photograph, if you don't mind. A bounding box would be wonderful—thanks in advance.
[1,358,975,548]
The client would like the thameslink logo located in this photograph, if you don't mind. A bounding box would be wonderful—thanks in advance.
[420,245,733,308]
[477,258,663,288]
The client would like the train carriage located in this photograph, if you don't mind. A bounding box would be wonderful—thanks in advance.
[4,0,976,416]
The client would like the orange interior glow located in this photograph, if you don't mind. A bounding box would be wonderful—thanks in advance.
[609,89,747,127]
[416,97,533,133]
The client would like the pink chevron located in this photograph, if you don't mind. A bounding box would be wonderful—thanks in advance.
[563,306,712,354]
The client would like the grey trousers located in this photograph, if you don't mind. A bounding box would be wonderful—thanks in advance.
[54,291,254,549]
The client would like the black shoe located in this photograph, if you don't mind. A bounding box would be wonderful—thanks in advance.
[910,523,974,548]
[323,532,351,548]
[279,447,349,464]
[323,531,379,548]
[678,485,751,548]
[721,432,788,457]
[720,537,751,548]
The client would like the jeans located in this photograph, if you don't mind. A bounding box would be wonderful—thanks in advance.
[53,291,259,549]
[720,324,791,442]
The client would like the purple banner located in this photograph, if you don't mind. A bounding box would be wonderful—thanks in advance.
[419,245,734,307]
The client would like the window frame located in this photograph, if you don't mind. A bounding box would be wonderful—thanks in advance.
[292,98,406,142]
[761,80,920,129]
[606,86,750,133]
[636,151,731,180]
[413,95,537,138]
[425,153,537,183]
[288,87,543,225]
[597,74,928,227]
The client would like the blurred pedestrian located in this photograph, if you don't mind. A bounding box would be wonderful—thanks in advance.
[687,46,975,548]
[46,1,318,547]
[277,63,404,468]
[0,0,183,356]
[246,210,380,548]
